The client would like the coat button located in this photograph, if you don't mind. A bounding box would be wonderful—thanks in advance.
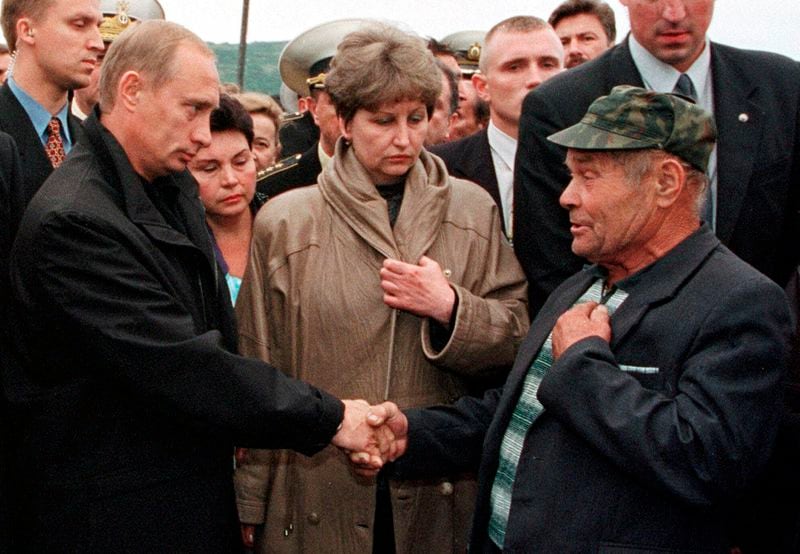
[307,512,321,525]
[439,481,454,496]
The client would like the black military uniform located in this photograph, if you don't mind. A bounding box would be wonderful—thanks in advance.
[279,111,319,157]
[256,145,322,199]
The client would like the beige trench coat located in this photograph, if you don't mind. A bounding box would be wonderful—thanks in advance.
[234,143,529,553]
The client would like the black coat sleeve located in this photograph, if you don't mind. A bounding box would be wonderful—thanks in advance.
[10,210,344,456]
[391,388,501,480]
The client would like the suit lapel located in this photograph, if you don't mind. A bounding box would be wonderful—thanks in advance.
[709,43,762,243]
[483,270,598,454]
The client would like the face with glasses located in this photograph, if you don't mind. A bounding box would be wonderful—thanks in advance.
[620,0,714,72]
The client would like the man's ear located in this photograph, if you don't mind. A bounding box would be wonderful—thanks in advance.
[472,73,490,103]
[17,18,35,47]
[654,157,686,208]
[117,71,143,112]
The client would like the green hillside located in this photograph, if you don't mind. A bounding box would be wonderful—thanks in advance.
[209,41,287,95]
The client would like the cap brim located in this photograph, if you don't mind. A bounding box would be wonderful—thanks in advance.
[548,121,663,151]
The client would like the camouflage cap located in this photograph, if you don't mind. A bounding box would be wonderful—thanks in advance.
[548,85,717,172]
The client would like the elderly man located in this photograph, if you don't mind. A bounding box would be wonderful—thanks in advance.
[514,0,800,315]
[432,16,563,238]
[7,21,394,552]
[358,87,792,553]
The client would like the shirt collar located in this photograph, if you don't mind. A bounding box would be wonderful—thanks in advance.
[487,120,518,170]
[7,76,73,148]
[318,141,333,171]
[628,34,711,97]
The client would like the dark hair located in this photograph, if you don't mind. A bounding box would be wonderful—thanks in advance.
[549,0,616,43]
[210,94,254,148]
[0,43,9,55]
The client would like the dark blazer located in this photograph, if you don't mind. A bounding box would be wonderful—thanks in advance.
[7,114,344,552]
[429,129,505,230]
[0,132,22,554]
[513,38,800,313]
[256,142,322,200]
[0,82,86,235]
[396,227,792,553]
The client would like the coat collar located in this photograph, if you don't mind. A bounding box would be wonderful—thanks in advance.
[317,139,451,262]
[82,111,216,271]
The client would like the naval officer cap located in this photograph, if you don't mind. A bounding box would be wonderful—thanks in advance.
[279,18,378,98]
[99,0,166,42]
[440,30,486,77]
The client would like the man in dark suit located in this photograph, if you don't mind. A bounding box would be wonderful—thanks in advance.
[513,0,800,313]
[431,16,563,238]
[0,0,103,228]
[353,87,792,553]
[0,131,22,554]
[7,21,395,552]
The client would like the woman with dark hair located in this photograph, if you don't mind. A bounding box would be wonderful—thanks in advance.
[234,25,528,553]
[189,93,264,305]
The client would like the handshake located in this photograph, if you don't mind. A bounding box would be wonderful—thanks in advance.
[331,399,409,476]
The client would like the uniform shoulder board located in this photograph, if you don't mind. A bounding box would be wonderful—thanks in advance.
[256,153,303,182]
[280,111,305,124]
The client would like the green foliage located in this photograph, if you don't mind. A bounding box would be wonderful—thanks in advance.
[209,41,287,95]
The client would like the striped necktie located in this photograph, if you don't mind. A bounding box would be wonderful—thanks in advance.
[45,117,66,168]
[487,278,629,548]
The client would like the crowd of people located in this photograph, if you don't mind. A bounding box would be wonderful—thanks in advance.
[0,0,798,552]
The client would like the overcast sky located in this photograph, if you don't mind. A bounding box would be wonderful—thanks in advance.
[156,0,798,60]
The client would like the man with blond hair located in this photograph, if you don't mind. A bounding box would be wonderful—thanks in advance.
[431,16,563,238]
[7,20,396,551]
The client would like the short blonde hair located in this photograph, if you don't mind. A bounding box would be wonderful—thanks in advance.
[99,20,214,111]
[325,24,441,123]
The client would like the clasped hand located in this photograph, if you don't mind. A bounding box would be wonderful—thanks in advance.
[332,399,409,477]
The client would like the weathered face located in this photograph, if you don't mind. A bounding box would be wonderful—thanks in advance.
[25,0,104,91]
[560,150,660,269]
[555,13,612,69]
[250,112,279,170]
[342,98,428,185]
[475,28,564,136]
[190,129,257,220]
[620,0,714,72]
[130,44,220,181]
[425,72,453,146]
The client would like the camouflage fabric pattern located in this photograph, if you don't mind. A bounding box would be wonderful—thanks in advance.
[548,85,717,172]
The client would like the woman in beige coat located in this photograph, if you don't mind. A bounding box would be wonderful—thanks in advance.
[234,24,529,554]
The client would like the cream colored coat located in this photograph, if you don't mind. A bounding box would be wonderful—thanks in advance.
[234,142,528,553]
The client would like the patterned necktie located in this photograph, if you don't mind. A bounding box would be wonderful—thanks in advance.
[488,278,629,548]
[673,73,697,102]
[45,117,66,168]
